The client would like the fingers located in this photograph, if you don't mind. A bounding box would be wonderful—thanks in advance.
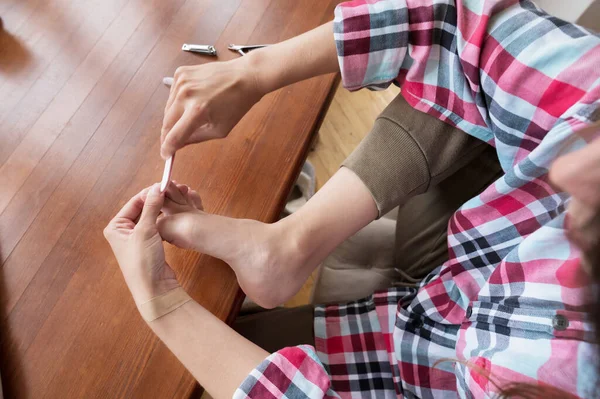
[161,109,207,159]
[161,104,184,147]
[161,66,192,148]
[550,136,600,207]
[104,187,150,240]
[565,199,600,260]
[138,184,165,226]
[112,187,150,222]
[574,121,600,143]
[164,67,187,114]
[167,66,189,108]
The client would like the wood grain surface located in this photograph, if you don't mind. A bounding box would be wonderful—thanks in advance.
[0,0,340,397]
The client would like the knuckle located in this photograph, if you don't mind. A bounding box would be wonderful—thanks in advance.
[162,114,174,129]
[192,102,204,113]
[179,84,192,98]
[192,101,208,117]
[164,134,179,147]
[181,84,194,98]
[148,197,162,207]
[174,80,186,96]
[174,66,188,79]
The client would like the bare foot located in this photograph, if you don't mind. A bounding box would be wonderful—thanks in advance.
[158,182,311,308]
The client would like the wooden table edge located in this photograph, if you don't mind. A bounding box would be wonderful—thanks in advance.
[183,72,341,399]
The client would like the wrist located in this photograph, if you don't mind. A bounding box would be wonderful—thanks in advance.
[244,48,279,96]
[139,286,192,324]
[128,274,181,306]
[243,21,339,97]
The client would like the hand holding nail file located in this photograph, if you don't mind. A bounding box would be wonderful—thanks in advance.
[160,155,175,193]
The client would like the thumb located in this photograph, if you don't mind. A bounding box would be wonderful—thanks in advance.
[139,183,165,226]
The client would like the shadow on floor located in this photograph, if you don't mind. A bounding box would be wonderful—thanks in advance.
[0,21,32,76]
[0,239,27,398]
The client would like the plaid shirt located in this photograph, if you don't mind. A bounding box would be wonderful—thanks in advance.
[235,1,600,398]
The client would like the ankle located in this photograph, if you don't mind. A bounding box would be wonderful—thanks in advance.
[238,221,311,309]
[269,218,310,275]
[276,213,320,269]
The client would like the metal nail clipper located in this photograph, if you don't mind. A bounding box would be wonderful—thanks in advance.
[181,44,217,56]
[227,44,269,56]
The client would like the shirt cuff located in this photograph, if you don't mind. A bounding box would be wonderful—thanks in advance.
[234,345,337,399]
[333,0,409,91]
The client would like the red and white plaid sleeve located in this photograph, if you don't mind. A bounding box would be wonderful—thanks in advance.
[333,0,410,91]
[334,0,600,152]
[233,345,341,399]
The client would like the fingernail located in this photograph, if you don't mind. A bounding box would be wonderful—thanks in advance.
[151,183,161,194]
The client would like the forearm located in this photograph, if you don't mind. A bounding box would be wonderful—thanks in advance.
[148,299,268,399]
[247,21,339,95]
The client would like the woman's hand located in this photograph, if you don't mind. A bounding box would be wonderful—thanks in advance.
[160,58,263,159]
[159,22,339,159]
[550,123,600,267]
[104,184,180,304]
[104,186,268,399]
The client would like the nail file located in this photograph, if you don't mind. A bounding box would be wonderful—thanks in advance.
[160,155,175,193]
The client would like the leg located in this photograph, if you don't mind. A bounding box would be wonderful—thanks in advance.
[312,95,503,304]
[234,305,315,353]
[394,145,501,280]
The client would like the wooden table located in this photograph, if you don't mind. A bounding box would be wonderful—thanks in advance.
[0,0,339,397]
